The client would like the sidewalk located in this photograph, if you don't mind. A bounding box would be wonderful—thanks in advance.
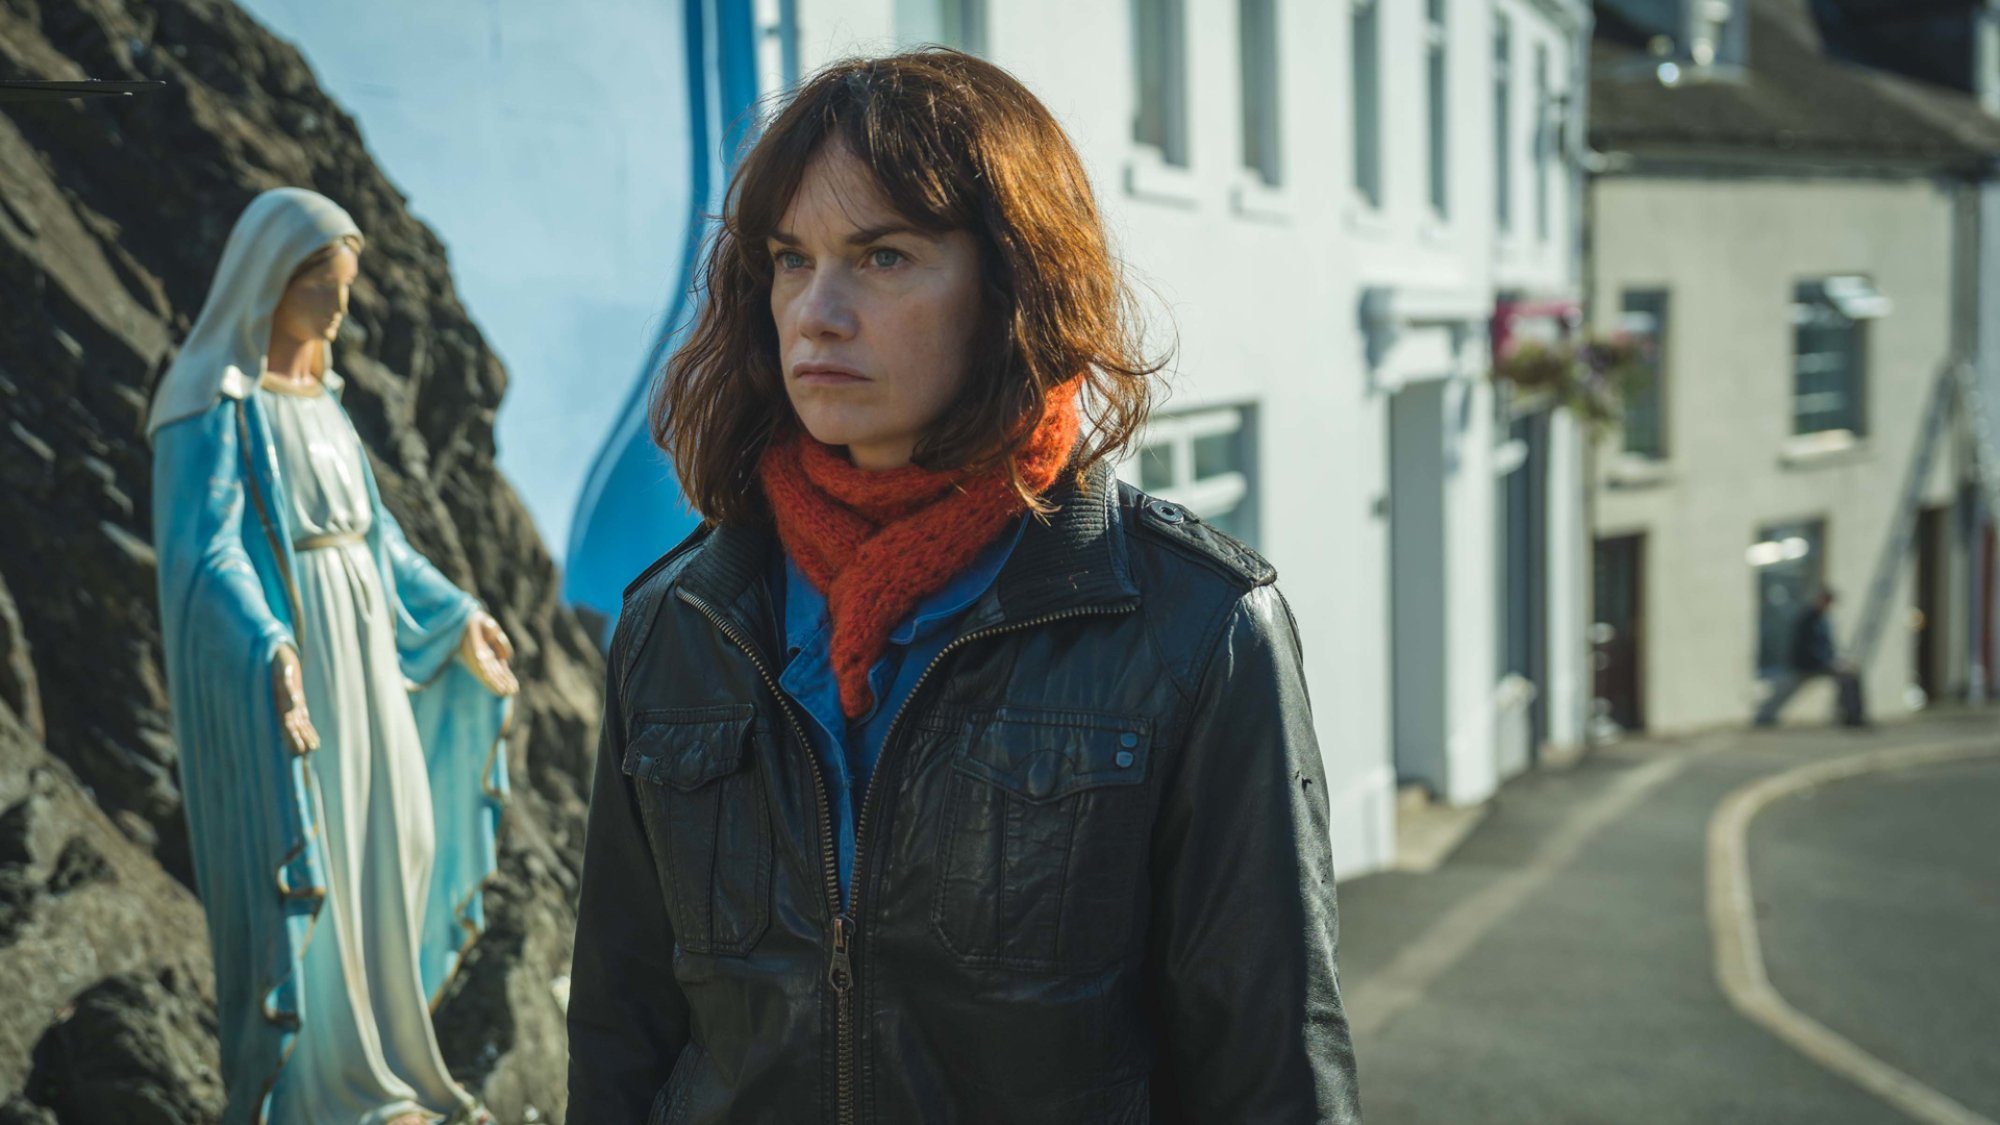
[1334,710,2000,1125]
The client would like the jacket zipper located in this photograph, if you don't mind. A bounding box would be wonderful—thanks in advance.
[834,601,1136,1125]
[681,585,1134,1125]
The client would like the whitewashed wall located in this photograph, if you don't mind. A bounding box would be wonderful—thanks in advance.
[792,0,1590,876]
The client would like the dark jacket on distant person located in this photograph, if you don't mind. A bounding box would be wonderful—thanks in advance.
[565,462,1362,1124]
[1790,606,1838,674]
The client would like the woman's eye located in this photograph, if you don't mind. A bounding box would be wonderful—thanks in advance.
[868,248,905,268]
[774,250,807,270]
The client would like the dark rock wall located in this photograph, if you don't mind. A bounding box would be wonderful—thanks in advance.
[0,0,609,1120]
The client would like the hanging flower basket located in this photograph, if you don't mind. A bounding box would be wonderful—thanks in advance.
[1492,334,1651,432]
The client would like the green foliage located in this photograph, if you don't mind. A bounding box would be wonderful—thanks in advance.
[1492,335,1652,432]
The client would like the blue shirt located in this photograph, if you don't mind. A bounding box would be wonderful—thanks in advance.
[771,516,1026,907]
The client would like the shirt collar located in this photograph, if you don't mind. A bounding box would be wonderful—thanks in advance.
[891,514,1028,644]
[782,513,1029,650]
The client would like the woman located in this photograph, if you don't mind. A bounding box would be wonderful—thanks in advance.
[150,187,517,1125]
[567,51,1360,1123]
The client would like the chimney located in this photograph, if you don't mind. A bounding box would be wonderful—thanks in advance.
[1981,0,2000,114]
[1686,0,1749,72]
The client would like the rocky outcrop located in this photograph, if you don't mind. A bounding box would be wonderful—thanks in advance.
[0,0,606,1119]
[26,971,225,1125]
[0,695,215,1105]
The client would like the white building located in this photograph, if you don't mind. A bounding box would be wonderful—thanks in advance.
[769,0,1596,876]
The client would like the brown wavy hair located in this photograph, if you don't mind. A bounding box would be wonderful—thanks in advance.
[651,48,1165,524]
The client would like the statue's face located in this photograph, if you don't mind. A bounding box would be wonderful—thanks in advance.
[767,143,983,471]
[273,244,358,348]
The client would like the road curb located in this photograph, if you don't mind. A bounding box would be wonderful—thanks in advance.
[1706,736,2000,1125]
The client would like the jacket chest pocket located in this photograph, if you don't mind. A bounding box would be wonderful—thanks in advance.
[931,708,1153,973]
[622,706,772,956]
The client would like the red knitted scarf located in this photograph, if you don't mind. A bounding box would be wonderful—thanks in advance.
[759,379,1083,719]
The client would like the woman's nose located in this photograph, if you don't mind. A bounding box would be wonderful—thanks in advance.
[796,270,857,340]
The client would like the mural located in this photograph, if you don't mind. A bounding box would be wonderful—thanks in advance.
[563,0,787,636]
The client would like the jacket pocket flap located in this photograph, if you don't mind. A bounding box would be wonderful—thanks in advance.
[622,705,755,791]
[957,708,1151,803]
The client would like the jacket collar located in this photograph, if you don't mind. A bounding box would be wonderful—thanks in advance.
[983,459,1139,626]
[676,460,1140,644]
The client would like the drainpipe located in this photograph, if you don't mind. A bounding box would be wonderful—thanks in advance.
[1574,7,1603,751]
[1971,4,2000,704]
[1960,172,1990,703]
[1972,162,1999,703]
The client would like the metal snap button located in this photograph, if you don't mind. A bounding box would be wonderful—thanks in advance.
[1147,499,1185,524]
[1119,731,1139,748]
[1114,750,1135,769]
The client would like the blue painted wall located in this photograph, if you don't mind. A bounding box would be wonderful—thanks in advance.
[564,0,777,635]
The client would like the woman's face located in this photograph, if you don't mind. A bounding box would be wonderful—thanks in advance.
[769,144,983,471]
[273,244,358,348]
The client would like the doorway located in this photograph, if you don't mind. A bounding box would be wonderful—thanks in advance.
[1498,407,1551,759]
[1389,381,1451,794]
[1592,534,1645,732]
[1913,505,1945,703]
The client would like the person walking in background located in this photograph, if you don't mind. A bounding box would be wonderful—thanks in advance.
[1754,589,1867,729]
[150,188,516,1125]
[565,49,1361,1124]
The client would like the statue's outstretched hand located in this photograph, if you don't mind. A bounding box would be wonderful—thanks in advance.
[460,610,520,697]
[270,646,320,755]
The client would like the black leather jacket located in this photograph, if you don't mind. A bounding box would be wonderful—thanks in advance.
[567,463,1361,1124]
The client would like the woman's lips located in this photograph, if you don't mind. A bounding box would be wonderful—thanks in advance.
[794,366,866,385]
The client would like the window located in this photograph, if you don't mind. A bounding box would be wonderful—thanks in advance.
[1494,14,1513,234]
[1620,289,1669,458]
[757,0,801,90]
[1792,277,1884,437]
[1351,0,1382,206]
[1426,0,1450,218]
[1751,519,1825,676]
[896,0,986,54]
[1133,0,1190,167]
[1535,42,1552,242]
[1132,406,1261,547]
[1240,0,1282,186]
[940,0,986,54]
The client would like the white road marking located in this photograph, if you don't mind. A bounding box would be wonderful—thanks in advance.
[1706,738,2000,1125]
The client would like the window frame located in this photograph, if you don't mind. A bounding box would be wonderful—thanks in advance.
[895,0,986,54]
[1790,277,1877,439]
[1132,0,1192,169]
[1494,12,1513,236]
[1534,41,1552,243]
[1750,518,1827,678]
[1425,0,1451,220]
[941,0,987,54]
[1239,0,1283,189]
[1619,288,1670,459]
[1351,0,1383,209]
[1128,404,1262,548]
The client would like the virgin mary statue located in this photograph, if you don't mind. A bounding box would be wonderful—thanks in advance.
[149,187,517,1125]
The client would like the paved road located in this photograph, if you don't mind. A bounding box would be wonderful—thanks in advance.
[1335,710,1999,1125]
